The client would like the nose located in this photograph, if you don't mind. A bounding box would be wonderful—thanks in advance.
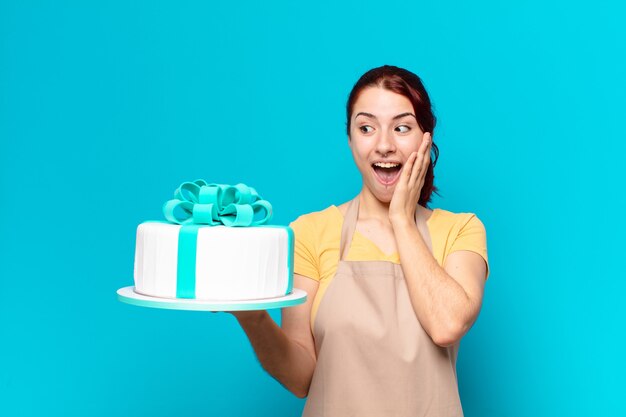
[375,130,396,157]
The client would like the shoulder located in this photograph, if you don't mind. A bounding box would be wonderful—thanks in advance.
[430,208,487,236]
[434,207,488,254]
[289,205,343,247]
[428,209,487,242]
[434,208,489,279]
[290,205,342,229]
[289,205,343,274]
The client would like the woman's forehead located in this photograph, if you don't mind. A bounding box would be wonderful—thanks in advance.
[353,87,413,119]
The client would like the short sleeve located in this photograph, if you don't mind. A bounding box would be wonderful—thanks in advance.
[448,214,490,280]
[289,215,320,281]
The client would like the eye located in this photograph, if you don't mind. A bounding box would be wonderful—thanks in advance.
[395,125,411,133]
[359,125,374,134]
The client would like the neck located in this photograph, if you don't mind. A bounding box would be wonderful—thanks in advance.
[358,186,392,222]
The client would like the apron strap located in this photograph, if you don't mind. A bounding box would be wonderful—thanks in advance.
[339,196,360,261]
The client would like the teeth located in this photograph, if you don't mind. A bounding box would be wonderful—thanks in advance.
[373,162,400,168]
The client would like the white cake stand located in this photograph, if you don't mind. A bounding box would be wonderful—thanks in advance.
[117,286,307,311]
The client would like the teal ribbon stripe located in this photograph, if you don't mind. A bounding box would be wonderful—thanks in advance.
[161,180,290,299]
[176,225,202,298]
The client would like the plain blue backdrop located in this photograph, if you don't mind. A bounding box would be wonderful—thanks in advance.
[1,1,624,416]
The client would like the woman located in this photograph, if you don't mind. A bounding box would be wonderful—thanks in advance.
[233,65,489,416]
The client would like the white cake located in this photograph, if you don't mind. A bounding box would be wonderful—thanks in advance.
[133,222,294,301]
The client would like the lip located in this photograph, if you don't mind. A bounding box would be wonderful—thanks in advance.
[372,165,402,186]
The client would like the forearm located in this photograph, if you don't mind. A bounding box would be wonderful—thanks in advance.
[391,217,472,346]
[235,311,315,398]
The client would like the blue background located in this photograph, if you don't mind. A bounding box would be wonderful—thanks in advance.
[1,1,624,416]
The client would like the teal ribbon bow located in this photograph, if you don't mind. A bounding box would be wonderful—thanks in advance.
[162,179,273,227]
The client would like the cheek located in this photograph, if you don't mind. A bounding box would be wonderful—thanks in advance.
[399,139,422,156]
[350,144,370,164]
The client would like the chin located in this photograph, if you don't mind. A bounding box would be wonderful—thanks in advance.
[369,188,394,204]
[363,178,395,204]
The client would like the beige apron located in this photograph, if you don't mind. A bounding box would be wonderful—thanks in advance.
[302,197,463,417]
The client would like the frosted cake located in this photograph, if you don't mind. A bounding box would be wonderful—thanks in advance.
[133,180,293,301]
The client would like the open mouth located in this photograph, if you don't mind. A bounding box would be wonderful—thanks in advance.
[372,162,402,185]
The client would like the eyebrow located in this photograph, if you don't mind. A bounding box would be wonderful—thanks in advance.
[354,112,417,121]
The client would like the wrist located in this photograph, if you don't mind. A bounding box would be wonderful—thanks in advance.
[390,213,414,229]
[232,310,267,325]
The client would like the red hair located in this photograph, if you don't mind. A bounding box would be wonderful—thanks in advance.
[346,65,440,208]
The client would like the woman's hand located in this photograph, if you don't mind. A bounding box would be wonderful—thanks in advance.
[389,132,432,225]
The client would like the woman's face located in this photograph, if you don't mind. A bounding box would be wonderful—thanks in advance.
[349,86,426,203]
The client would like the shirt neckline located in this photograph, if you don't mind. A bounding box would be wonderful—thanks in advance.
[330,205,440,258]
[330,205,440,226]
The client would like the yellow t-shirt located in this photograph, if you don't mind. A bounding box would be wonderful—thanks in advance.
[289,205,489,328]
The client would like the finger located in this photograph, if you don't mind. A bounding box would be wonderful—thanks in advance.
[409,133,431,186]
[421,132,431,156]
[402,152,418,182]
[409,150,423,186]
[422,135,432,171]
[416,133,432,182]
